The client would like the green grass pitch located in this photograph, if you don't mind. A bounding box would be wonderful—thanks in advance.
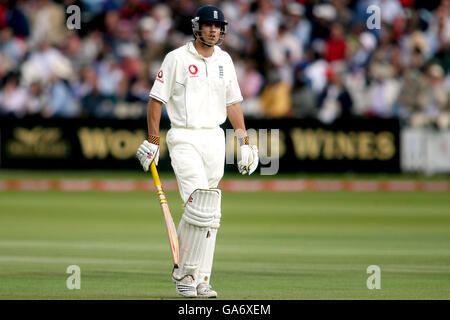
[0,188,449,299]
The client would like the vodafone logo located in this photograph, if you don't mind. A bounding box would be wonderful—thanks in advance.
[156,70,164,83]
[188,65,198,75]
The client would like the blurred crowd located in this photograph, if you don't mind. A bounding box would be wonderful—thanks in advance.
[0,0,449,128]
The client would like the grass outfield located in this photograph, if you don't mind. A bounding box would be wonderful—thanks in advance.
[0,189,449,300]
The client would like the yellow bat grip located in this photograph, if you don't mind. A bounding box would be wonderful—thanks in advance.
[150,161,162,188]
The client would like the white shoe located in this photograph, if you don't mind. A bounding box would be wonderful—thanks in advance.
[197,283,217,298]
[175,275,197,298]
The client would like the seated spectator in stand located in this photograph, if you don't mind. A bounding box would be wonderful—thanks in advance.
[412,63,449,127]
[365,56,401,118]
[20,39,70,86]
[97,57,124,96]
[259,69,292,118]
[286,2,311,51]
[25,81,47,117]
[237,58,264,117]
[255,0,281,41]
[28,0,66,48]
[291,71,317,119]
[80,71,116,119]
[242,24,267,78]
[0,72,27,117]
[347,28,377,71]
[395,47,426,122]
[310,3,335,42]
[44,59,78,118]
[129,66,152,102]
[317,66,353,124]
[303,49,329,95]
[266,22,303,85]
[325,22,347,62]
[0,27,27,71]
[5,0,30,38]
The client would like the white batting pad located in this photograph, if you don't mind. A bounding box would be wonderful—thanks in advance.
[198,188,221,284]
[173,189,222,282]
[198,226,218,284]
[182,189,221,227]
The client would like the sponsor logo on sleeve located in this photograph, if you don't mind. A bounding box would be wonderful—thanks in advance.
[156,70,164,83]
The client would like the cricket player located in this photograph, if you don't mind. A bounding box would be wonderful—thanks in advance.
[136,5,258,298]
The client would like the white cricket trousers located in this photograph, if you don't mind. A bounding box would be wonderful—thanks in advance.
[166,127,225,203]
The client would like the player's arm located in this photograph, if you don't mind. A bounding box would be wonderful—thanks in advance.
[136,98,163,171]
[227,102,259,175]
[227,102,247,139]
[147,98,163,137]
[137,51,175,172]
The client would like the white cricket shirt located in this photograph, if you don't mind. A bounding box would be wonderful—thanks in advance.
[149,41,243,129]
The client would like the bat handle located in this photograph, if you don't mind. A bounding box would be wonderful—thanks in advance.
[150,161,162,188]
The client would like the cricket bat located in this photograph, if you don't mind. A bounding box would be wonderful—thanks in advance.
[150,161,180,268]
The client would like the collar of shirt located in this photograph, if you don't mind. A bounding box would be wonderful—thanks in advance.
[187,40,222,61]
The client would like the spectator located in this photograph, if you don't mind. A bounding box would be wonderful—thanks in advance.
[150,4,173,44]
[97,57,124,96]
[365,52,401,118]
[63,31,85,73]
[291,70,317,119]
[396,61,423,122]
[413,64,449,125]
[5,0,30,38]
[80,71,113,118]
[238,59,264,100]
[259,69,292,118]
[317,66,354,124]
[0,27,27,71]
[303,49,329,95]
[325,23,347,62]
[44,60,78,118]
[347,28,377,71]
[129,66,151,102]
[80,30,104,66]
[25,81,47,117]
[120,0,150,21]
[0,72,27,117]
[255,0,281,41]
[0,3,6,29]
[266,22,303,84]
[28,0,66,47]
[310,3,335,42]
[237,58,264,117]
[376,0,405,26]
[286,2,311,51]
[242,24,267,77]
[395,47,427,121]
[21,39,72,86]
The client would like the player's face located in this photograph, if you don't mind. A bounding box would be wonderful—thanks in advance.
[199,22,222,45]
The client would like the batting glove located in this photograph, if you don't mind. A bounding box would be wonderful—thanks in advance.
[238,141,259,175]
[136,136,160,172]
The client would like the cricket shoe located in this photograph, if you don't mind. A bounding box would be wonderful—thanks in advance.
[196,283,217,298]
[175,275,197,298]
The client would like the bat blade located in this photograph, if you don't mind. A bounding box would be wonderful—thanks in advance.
[150,161,180,268]
[160,202,179,267]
